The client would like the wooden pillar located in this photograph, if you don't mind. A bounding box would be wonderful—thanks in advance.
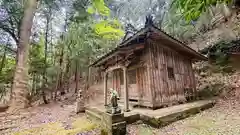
[104,72,108,106]
[123,67,129,112]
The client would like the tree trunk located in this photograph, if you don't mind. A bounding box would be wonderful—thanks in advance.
[54,71,60,100]
[41,89,48,104]
[31,72,36,95]
[43,15,49,87]
[84,58,90,101]
[0,45,7,75]
[8,0,38,112]
[41,14,50,104]
[74,60,79,93]
[58,44,65,95]
[64,56,71,92]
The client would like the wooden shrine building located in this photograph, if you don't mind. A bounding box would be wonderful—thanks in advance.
[90,16,207,111]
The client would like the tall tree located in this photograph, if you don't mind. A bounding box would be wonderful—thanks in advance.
[0,0,24,45]
[41,4,54,104]
[8,0,39,112]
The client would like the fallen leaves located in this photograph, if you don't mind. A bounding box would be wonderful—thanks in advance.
[128,99,240,135]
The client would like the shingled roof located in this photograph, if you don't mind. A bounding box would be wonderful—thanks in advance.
[90,16,207,67]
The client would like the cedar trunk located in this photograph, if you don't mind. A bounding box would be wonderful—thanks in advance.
[0,45,7,75]
[9,0,38,112]
[65,56,71,92]
[41,14,50,104]
[58,45,64,95]
[74,60,79,93]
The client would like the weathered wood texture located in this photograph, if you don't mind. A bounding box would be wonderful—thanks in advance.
[111,47,153,107]
[89,39,197,108]
[147,39,196,108]
[112,67,152,104]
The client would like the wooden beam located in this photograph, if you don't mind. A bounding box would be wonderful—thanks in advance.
[104,72,108,106]
[106,65,124,73]
[90,28,148,67]
[118,44,145,52]
[104,55,124,67]
[123,67,130,112]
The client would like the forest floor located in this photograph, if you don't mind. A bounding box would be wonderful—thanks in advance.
[1,97,240,135]
[0,100,102,135]
[128,98,240,135]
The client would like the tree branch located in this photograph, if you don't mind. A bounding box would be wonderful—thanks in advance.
[0,26,19,44]
[4,45,17,54]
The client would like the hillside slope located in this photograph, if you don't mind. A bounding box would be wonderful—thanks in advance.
[189,10,240,51]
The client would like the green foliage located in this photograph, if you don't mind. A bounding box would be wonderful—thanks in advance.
[0,0,123,102]
[197,83,225,99]
[162,6,198,42]
[200,40,239,73]
[87,0,110,16]
[87,0,124,39]
[0,56,15,83]
[0,0,25,43]
[70,0,90,23]
[71,0,124,39]
[171,0,232,22]
[29,36,45,75]
[0,45,15,99]
[93,20,124,39]
[62,19,118,73]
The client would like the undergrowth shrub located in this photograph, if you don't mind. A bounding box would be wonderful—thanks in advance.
[194,60,237,100]
[197,83,225,99]
[199,40,239,74]
[195,66,235,100]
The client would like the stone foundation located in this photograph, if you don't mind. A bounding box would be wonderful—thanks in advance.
[86,99,215,132]
[101,113,126,135]
[86,107,126,135]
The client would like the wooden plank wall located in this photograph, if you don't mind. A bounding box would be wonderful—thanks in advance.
[136,66,152,106]
[112,67,153,105]
[147,39,196,108]
[136,47,153,107]
[110,49,153,107]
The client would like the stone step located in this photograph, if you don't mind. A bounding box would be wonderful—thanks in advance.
[124,112,140,124]
[85,110,101,121]
[137,100,215,128]
[85,106,104,116]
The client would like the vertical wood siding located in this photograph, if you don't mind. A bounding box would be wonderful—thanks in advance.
[147,39,196,108]
[90,40,197,108]
[110,48,153,107]
[137,66,152,105]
